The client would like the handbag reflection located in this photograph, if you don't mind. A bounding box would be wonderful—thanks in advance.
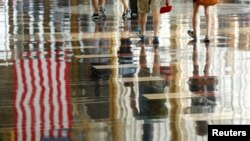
[160,0,173,14]
[196,0,219,6]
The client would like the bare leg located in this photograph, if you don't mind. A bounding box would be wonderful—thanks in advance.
[152,9,160,36]
[139,13,147,35]
[101,0,106,8]
[121,0,129,12]
[204,6,211,39]
[92,0,98,13]
[192,2,199,36]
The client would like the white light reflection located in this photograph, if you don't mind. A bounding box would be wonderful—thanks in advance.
[0,0,11,65]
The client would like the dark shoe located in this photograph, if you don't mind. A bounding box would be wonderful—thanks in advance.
[137,32,145,42]
[152,36,159,44]
[99,7,107,18]
[92,12,99,20]
[204,36,210,42]
[187,30,196,40]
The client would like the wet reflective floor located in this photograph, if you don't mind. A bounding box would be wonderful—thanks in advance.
[0,0,250,141]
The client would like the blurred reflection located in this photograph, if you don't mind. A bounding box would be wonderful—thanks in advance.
[88,20,111,95]
[137,43,168,118]
[76,20,111,120]
[131,43,168,141]
[188,41,218,93]
[118,37,136,78]
[13,52,72,140]
[186,41,218,136]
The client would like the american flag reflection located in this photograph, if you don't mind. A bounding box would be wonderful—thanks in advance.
[13,51,72,141]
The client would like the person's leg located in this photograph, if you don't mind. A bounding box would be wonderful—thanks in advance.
[100,0,106,7]
[137,0,149,41]
[139,13,147,36]
[152,9,160,37]
[100,0,107,17]
[204,6,211,41]
[121,0,130,19]
[92,0,99,19]
[121,0,129,11]
[150,0,162,43]
[192,2,199,37]
[92,0,99,14]
[188,2,199,39]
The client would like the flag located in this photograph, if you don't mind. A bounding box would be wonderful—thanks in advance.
[13,51,72,141]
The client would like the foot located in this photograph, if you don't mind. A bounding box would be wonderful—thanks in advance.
[122,9,131,19]
[137,32,145,42]
[99,7,107,18]
[92,12,99,20]
[187,30,196,40]
[152,36,159,44]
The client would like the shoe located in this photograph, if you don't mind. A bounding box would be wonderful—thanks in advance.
[99,7,107,18]
[187,30,196,40]
[122,9,131,19]
[92,12,99,20]
[204,36,210,42]
[137,32,145,42]
[152,36,159,44]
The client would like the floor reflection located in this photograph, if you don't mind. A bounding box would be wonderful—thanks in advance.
[0,0,250,141]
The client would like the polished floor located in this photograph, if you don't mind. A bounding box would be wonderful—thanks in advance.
[0,0,250,141]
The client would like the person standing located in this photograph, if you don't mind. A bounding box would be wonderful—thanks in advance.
[137,0,165,44]
[92,0,107,20]
[187,0,214,42]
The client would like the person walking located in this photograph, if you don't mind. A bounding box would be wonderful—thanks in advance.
[91,0,107,20]
[137,0,165,44]
[187,0,214,42]
[120,0,130,19]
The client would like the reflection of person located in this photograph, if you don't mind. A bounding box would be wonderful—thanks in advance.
[91,0,107,20]
[188,40,218,93]
[118,37,136,77]
[86,20,108,62]
[131,43,168,141]
[187,1,213,42]
[137,44,168,117]
[85,20,110,93]
[187,41,217,136]
[137,0,165,44]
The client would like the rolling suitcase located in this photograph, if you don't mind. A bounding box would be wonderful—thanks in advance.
[129,0,138,17]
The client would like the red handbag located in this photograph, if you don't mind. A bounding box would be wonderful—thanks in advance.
[160,5,173,14]
[160,0,173,14]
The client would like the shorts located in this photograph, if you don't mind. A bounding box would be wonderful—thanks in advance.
[137,0,164,13]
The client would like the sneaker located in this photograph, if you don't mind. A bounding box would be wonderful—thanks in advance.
[187,30,196,40]
[99,7,107,18]
[152,36,159,44]
[137,32,145,42]
[122,9,131,19]
[92,12,99,20]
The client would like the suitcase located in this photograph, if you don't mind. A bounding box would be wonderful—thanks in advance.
[129,0,138,17]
